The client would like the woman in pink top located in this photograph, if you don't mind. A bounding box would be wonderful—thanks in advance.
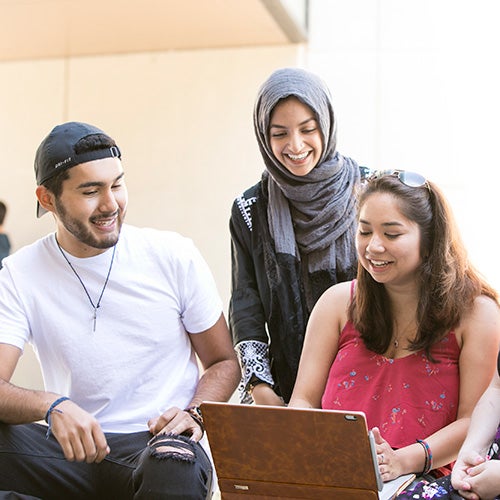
[289,171,500,483]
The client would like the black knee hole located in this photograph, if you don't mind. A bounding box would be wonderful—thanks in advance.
[148,433,197,463]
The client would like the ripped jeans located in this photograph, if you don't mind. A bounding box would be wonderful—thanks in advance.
[0,423,212,500]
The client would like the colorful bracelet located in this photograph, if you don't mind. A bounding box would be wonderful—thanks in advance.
[45,396,70,439]
[416,439,433,475]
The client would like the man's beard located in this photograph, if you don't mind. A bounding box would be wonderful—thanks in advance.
[54,198,123,249]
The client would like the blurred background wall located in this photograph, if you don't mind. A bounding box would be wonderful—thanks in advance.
[1,0,498,389]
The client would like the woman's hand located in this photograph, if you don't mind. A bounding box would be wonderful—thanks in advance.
[251,383,285,406]
[456,459,500,500]
[451,450,486,498]
[372,427,404,482]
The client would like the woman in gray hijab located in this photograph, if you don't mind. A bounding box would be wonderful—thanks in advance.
[229,67,361,404]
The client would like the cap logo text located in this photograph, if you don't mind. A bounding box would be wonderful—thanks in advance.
[54,157,72,169]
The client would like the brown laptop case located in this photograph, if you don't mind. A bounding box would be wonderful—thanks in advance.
[201,402,382,499]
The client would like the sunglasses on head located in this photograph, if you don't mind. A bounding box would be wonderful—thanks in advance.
[359,167,430,190]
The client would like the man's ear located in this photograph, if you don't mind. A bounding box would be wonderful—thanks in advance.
[36,185,56,215]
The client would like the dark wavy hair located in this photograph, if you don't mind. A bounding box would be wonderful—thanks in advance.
[348,174,498,358]
[42,134,117,197]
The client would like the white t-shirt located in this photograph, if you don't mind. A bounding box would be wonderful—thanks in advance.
[0,224,223,433]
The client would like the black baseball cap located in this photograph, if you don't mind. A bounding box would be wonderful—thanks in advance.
[34,121,121,217]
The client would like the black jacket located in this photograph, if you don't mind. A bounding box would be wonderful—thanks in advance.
[229,178,357,402]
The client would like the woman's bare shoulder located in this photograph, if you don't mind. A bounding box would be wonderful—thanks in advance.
[464,294,500,323]
[314,280,353,320]
[457,294,500,346]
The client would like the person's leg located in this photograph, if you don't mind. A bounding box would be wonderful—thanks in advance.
[396,475,465,499]
[93,431,212,499]
[0,493,42,500]
[109,432,212,499]
[0,423,96,499]
[1,424,212,500]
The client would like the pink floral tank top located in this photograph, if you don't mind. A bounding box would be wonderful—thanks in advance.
[321,321,460,449]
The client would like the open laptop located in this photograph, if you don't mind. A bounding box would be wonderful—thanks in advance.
[200,402,414,500]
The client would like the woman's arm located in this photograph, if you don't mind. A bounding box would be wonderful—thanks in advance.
[383,295,500,480]
[289,281,351,408]
[457,367,500,461]
[450,361,500,498]
[229,196,276,403]
[229,197,268,346]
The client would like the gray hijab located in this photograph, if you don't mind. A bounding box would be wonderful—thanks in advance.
[254,67,359,280]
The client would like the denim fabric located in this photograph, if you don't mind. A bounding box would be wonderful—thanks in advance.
[0,423,212,499]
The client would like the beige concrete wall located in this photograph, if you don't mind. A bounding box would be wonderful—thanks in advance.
[305,0,500,295]
[5,0,500,392]
[2,44,303,389]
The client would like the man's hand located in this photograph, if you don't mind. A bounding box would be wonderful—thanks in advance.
[49,399,110,463]
[148,406,204,442]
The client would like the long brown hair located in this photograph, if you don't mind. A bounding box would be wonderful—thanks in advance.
[349,174,498,357]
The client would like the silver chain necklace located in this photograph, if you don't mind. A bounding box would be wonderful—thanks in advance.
[56,238,116,332]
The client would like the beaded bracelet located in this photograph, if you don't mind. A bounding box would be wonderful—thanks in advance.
[416,439,433,475]
[45,396,70,439]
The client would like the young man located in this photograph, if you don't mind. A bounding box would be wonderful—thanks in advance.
[0,122,240,499]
